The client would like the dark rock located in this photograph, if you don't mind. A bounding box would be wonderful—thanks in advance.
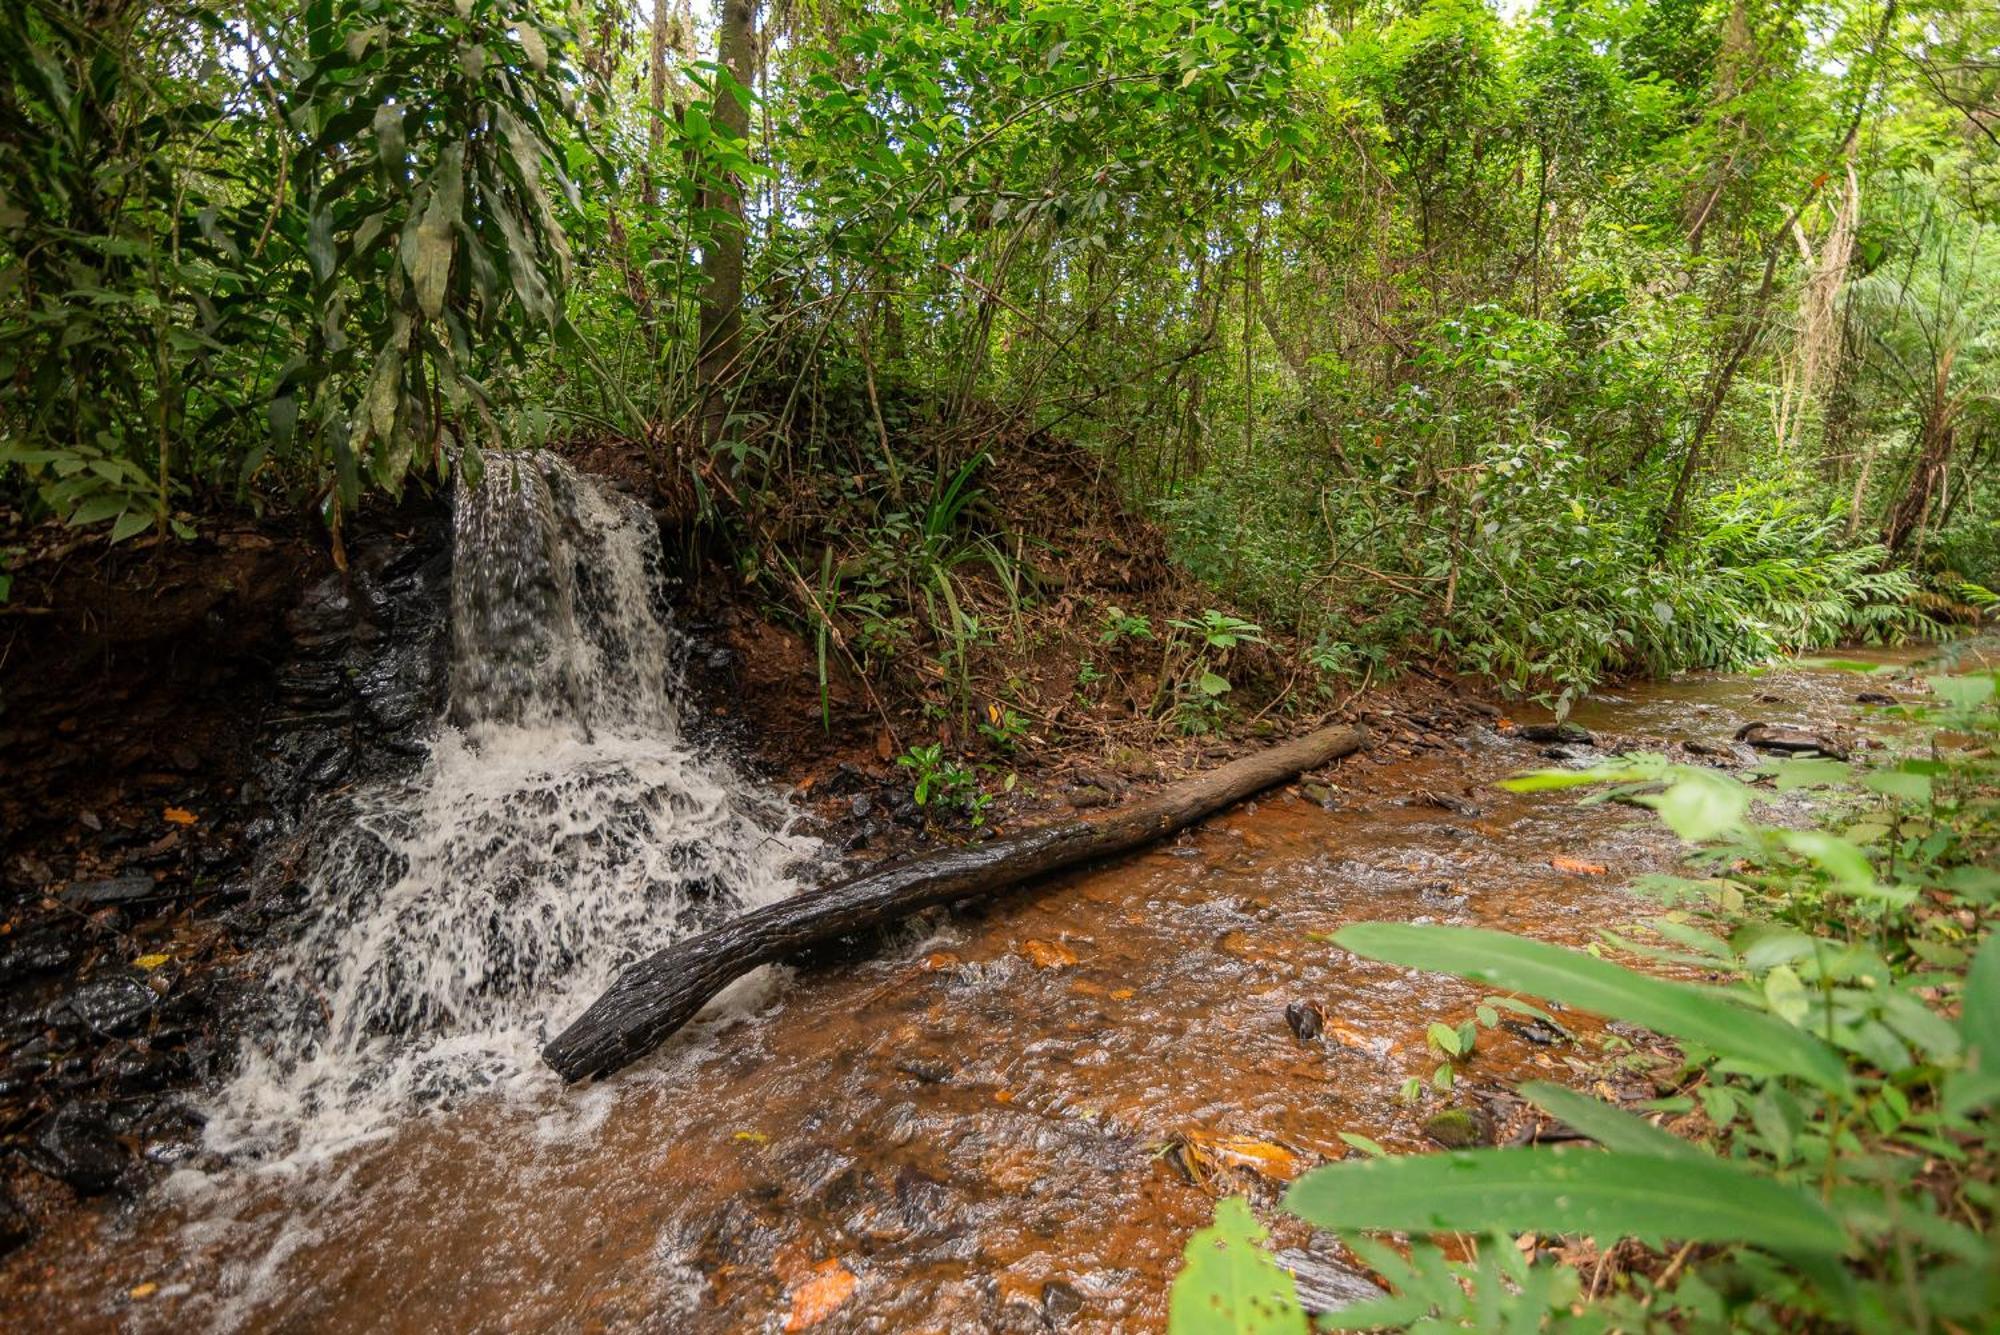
[894,1058,953,1084]
[0,923,77,984]
[51,973,156,1038]
[1422,1106,1490,1148]
[1501,1018,1567,1046]
[1066,783,1114,809]
[59,874,158,908]
[849,793,875,821]
[1516,722,1593,745]
[1734,722,1849,760]
[1300,781,1338,809]
[1856,691,1897,706]
[31,1105,128,1195]
[1042,1280,1085,1327]
[1274,1247,1388,1316]
[1285,1000,1325,1043]
[1541,745,1584,761]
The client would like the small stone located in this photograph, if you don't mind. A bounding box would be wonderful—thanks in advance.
[1300,782,1338,809]
[1042,1281,1085,1326]
[1516,722,1593,745]
[1066,784,1113,809]
[1422,1107,1490,1149]
[51,973,156,1037]
[32,1106,127,1196]
[1273,1247,1388,1316]
[1856,691,1896,706]
[1285,1000,1325,1043]
[59,874,157,908]
[849,793,875,820]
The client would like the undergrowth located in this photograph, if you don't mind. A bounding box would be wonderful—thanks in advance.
[1169,658,1999,1331]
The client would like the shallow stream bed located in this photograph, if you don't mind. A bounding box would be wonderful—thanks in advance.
[0,648,1941,1332]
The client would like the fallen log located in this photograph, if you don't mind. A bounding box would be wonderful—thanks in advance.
[543,722,1369,1081]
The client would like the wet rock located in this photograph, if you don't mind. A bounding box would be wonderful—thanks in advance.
[1412,789,1481,817]
[1684,738,1753,765]
[59,874,158,908]
[1516,722,1593,745]
[1422,1106,1490,1149]
[1275,1247,1389,1317]
[1066,783,1114,809]
[1541,745,1586,762]
[31,1105,129,1195]
[1501,1018,1567,1047]
[1735,722,1849,760]
[894,1057,953,1085]
[849,793,875,820]
[1856,691,1897,706]
[0,923,77,984]
[1042,1280,1085,1327]
[1285,1000,1326,1043]
[50,973,156,1038]
[1300,782,1339,810]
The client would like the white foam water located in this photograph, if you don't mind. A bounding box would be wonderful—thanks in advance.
[207,453,813,1169]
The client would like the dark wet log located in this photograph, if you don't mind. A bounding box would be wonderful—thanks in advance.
[544,723,1369,1082]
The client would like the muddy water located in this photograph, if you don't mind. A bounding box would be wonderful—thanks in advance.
[0,650,1942,1332]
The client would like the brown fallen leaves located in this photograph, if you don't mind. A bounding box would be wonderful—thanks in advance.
[1018,939,1079,969]
[784,1260,857,1331]
[1549,855,1608,876]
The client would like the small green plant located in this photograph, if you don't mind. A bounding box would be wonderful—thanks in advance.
[1099,605,1155,645]
[895,743,989,823]
[1159,610,1266,734]
[1075,658,1106,692]
[976,701,1029,751]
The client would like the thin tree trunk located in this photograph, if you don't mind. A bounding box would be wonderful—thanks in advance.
[698,0,756,447]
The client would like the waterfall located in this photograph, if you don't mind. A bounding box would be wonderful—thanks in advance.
[208,454,812,1166]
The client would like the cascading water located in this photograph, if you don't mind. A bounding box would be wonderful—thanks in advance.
[208,453,813,1167]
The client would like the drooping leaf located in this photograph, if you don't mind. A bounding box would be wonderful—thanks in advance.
[1284,1148,1848,1253]
[1517,1082,1707,1162]
[1333,924,1848,1090]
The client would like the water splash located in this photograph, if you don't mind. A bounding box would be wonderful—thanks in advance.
[210,453,812,1167]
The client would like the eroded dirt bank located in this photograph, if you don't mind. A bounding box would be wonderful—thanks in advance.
[0,647,1930,1331]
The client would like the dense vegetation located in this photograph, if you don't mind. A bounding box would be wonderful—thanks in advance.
[3,2,1996,1325]
[3,0,1996,711]
[1170,658,2000,1331]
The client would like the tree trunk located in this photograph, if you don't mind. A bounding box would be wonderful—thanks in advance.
[698,0,756,447]
[543,723,1370,1082]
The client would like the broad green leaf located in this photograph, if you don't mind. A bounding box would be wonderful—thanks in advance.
[1333,924,1848,1090]
[1517,1082,1706,1162]
[1926,673,1996,712]
[108,508,152,543]
[1198,671,1232,697]
[1639,770,1752,841]
[1776,830,1902,902]
[1767,757,1851,790]
[1763,966,1810,1025]
[1284,1148,1848,1252]
[1167,1196,1307,1335]
[1862,769,1931,804]
[1964,935,2000,1075]
[1498,765,1641,793]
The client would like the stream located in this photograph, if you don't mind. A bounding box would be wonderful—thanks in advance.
[0,457,1941,1331]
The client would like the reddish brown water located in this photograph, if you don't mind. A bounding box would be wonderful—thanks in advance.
[0,648,1947,1332]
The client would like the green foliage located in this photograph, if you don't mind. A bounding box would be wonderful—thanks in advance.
[0,0,593,545]
[894,742,989,824]
[1165,1197,1306,1335]
[1170,662,2000,1332]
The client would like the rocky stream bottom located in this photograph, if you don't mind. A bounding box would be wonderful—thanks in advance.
[0,647,1935,1332]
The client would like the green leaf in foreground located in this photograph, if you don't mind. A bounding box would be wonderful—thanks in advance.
[1167,1196,1308,1335]
[1517,1081,1708,1162]
[1284,1148,1848,1253]
[1334,923,1849,1091]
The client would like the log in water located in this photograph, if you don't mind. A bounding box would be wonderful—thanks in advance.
[543,722,1369,1082]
